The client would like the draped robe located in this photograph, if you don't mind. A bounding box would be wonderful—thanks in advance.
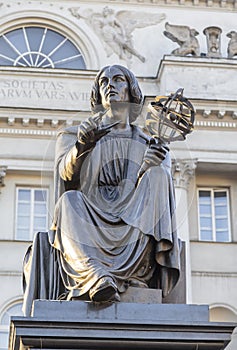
[50,124,180,299]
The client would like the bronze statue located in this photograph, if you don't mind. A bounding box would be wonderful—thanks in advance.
[23,65,181,314]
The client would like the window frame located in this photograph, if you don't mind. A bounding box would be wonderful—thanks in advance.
[0,25,86,70]
[15,186,49,241]
[197,187,231,242]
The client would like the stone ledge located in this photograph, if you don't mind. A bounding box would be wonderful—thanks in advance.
[9,304,236,350]
[32,300,209,323]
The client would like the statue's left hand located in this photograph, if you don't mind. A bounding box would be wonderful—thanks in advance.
[137,140,169,180]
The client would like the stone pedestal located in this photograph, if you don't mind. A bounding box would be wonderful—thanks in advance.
[9,300,236,350]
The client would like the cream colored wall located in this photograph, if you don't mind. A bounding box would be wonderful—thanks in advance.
[0,241,29,313]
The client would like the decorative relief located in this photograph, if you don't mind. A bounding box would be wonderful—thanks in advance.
[227,31,237,58]
[69,6,165,65]
[164,23,237,59]
[172,159,197,190]
[22,118,30,127]
[203,26,222,58]
[51,120,59,128]
[232,112,237,119]
[164,22,200,56]
[217,110,225,119]
[8,117,15,126]
[203,110,211,118]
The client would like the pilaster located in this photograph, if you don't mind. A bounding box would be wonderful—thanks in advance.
[0,166,7,191]
[172,159,197,303]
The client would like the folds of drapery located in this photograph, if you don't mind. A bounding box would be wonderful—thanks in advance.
[22,231,65,316]
[22,124,181,316]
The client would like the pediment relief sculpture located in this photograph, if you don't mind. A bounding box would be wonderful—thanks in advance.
[203,26,222,58]
[164,22,200,56]
[227,31,237,58]
[164,22,237,60]
[69,6,166,65]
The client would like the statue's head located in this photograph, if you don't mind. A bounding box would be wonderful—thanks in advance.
[90,65,143,123]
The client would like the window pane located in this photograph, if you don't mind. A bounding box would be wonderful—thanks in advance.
[25,27,45,52]
[216,218,228,229]
[199,203,212,215]
[200,216,212,228]
[18,189,30,201]
[34,189,47,202]
[34,202,47,215]
[17,216,30,227]
[199,190,213,240]
[215,205,227,216]
[199,190,211,203]
[16,229,30,240]
[17,202,30,215]
[42,29,65,54]
[34,216,47,229]
[55,57,86,69]
[5,28,27,52]
[216,230,229,242]
[200,229,213,241]
[0,37,17,58]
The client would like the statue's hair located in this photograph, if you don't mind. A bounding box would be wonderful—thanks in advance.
[90,65,143,123]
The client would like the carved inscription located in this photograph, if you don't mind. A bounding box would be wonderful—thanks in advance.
[0,79,90,102]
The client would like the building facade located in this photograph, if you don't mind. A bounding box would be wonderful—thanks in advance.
[0,0,237,348]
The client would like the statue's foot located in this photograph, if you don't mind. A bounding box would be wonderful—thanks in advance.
[128,279,148,288]
[89,276,120,302]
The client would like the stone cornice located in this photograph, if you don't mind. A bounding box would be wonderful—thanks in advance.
[107,0,237,10]
[1,104,237,136]
[4,0,237,10]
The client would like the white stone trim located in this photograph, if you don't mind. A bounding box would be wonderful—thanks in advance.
[0,128,57,136]
[192,271,237,277]
[107,0,237,10]
[195,120,237,128]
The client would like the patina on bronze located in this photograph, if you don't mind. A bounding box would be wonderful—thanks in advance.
[23,65,181,314]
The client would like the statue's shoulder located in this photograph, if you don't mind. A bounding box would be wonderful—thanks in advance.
[132,125,150,144]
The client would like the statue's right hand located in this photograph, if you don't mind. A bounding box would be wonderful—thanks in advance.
[77,114,120,147]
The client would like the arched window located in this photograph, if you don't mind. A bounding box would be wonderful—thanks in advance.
[210,306,237,322]
[0,26,86,69]
[0,301,23,350]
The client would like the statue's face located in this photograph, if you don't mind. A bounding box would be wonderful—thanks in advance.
[99,66,130,110]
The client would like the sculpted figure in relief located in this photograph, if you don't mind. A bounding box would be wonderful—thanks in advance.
[69,6,166,64]
[227,31,237,58]
[23,65,180,314]
[164,22,200,56]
